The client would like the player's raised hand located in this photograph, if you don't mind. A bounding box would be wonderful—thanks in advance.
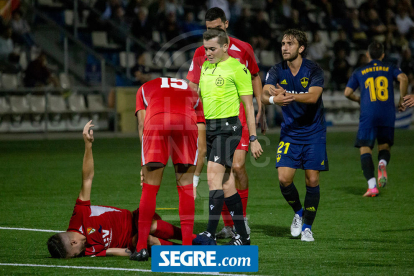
[83,120,94,144]
[250,140,263,159]
[269,84,286,96]
[403,95,414,108]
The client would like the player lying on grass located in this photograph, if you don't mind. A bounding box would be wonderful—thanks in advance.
[47,121,214,259]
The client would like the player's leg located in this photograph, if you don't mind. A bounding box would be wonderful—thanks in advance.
[377,143,390,187]
[233,148,250,232]
[132,114,169,261]
[377,126,394,187]
[171,114,199,245]
[355,127,378,196]
[174,163,196,245]
[302,170,320,242]
[301,143,328,242]
[222,169,250,245]
[132,164,164,261]
[278,167,302,237]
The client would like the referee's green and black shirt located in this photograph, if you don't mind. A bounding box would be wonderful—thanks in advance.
[199,57,253,119]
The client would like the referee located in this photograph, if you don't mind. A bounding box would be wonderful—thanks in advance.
[196,29,263,245]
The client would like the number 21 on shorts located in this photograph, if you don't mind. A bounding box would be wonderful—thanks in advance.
[277,141,290,162]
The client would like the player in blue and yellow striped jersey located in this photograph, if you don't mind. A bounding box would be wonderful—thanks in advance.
[344,42,408,197]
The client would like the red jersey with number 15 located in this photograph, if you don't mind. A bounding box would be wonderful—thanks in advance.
[135,77,205,125]
[67,199,133,257]
[187,36,259,125]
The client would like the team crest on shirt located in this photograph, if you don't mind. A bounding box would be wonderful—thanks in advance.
[277,154,281,162]
[215,76,224,86]
[87,227,96,235]
[300,77,309,88]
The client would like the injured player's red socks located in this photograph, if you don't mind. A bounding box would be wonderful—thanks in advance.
[136,183,160,251]
[153,219,183,240]
[237,188,249,217]
[177,184,194,245]
[221,202,234,227]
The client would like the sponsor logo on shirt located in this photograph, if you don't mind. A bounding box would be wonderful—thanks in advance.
[87,227,96,235]
[301,77,309,88]
[214,156,220,162]
[281,79,287,85]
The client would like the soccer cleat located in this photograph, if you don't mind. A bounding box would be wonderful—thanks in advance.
[130,248,149,261]
[193,233,217,245]
[363,187,379,197]
[301,228,314,242]
[378,163,388,187]
[215,226,235,239]
[226,234,250,245]
[290,214,302,237]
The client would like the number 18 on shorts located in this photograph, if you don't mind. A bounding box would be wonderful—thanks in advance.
[275,141,329,171]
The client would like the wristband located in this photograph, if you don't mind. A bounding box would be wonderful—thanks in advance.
[269,96,275,104]
[193,175,200,187]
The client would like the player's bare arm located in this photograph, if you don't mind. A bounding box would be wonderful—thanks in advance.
[137,110,146,143]
[106,248,132,257]
[79,120,95,201]
[292,86,323,104]
[344,87,361,103]
[261,84,294,106]
[189,81,199,94]
[403,95,414,107]
[240,94,263,159]
[397,73,408,112]
[252,73,266,134]
[194,122,207,198]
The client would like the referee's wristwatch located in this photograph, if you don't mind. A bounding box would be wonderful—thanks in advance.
[249,135,257,142]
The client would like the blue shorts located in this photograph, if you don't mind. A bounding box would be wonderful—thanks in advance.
[355,126,394,149]
[275,141,329,171]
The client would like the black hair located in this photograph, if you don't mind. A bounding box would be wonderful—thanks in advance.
[283,29,308,58]
[203,28,228,47]
[47,233,68,258]
[368,41,384,59]
[205,7,227,23]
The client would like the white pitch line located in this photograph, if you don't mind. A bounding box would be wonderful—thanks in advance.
[0,263,257,276]
[0,226,63,233]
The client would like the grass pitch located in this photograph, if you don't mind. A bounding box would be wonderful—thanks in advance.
[1,130,413,275]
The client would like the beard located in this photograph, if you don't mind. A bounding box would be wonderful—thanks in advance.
[283,50,300,62]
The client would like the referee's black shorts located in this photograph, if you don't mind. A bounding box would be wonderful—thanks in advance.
[206,116,242,168]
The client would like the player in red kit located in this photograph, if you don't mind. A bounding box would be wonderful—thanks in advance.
[46,121,213,259]
[132,77,207,261]
[187,7,265,239]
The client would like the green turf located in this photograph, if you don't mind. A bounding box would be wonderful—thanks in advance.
[1,130,414,275]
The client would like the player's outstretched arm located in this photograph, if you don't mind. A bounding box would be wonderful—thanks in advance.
[344,87,361,103]
[106,248,132,257]
[261,84,294,106]
[397,73,408,111]
[79,120,95,201]
[240,94,263,159]
[292,86,323,104]
[137,110,146,143]
[403,95,414,107]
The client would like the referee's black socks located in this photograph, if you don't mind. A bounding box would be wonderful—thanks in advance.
[303,185,320,230]
[280,182,302,213]
[206,190,224,237]
[224,193,248,239]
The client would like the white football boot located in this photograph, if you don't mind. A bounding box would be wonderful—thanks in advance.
[290,214,302,237]
[301,228,315,242]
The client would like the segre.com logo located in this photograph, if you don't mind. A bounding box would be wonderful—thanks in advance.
[151,245,258,272]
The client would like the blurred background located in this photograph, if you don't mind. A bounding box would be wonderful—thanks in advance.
[0,0,412,135]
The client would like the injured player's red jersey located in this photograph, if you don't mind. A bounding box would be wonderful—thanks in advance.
[67,199,134,257]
